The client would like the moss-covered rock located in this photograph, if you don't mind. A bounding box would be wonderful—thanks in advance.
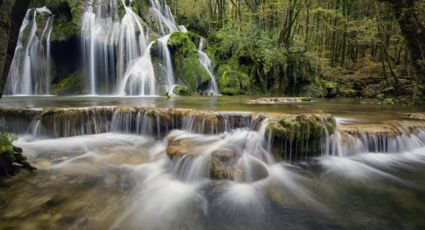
[167,32,211,94]
[30,0,82,42]
[320,80,339,98]
[0,131,35,180]
[53,70,85,95]
[267,114,336,161]
[173,85,191,96]
[217,64,250,95]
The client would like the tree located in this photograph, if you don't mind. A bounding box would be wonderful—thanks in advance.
[380,0,425,87]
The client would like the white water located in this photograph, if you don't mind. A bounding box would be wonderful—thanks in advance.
[12,118,425,228]
[198,38,220,95]
[80,0,203,96]
[81,0,148,95]
[4,7,53,96]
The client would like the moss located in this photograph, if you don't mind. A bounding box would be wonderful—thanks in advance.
[167,32,211,93]
[267,114,336,161]
[53,70,86,95]
[31,0,83,42]
[320,80,339,98]
[0,131,35,179]
[173,85,191,96]
[339,88,357,97]
[217,64,249,95]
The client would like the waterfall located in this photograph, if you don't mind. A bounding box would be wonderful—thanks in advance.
[81,0,148,95]
[198,38,220,95]
[80,0,187,96]
[158,34,175,90]
[3,7,53,96]
[118,42,156,96]
[149,0,179,34]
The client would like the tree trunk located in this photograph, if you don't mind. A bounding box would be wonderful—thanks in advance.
[381,0,425,87]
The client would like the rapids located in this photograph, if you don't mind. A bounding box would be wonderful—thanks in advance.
[1,101,425,229]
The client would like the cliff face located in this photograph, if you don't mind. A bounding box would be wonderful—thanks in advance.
[0,0,30,97]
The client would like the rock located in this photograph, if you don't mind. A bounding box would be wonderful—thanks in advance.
[208,148,237,180]
[167,32,212,94]
[0,131,36,179]
[173,85,191,96]
[247,97,311,104]
[267,114,336,161]
[53,70,86,95]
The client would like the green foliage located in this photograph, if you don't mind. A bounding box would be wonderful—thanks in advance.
[217,65,250,95]
[173,85,191,96]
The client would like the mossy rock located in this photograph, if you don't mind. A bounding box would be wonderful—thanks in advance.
[0,131,35,179]
[173,85,191,96]
[217,65,249,95]
[31,0,83,41]
[167,32,211,93]
[267,114,336,161]
[320,80,339,98]
[53,70,85,95]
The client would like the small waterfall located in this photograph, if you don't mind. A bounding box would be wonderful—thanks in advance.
[198,38,220,95]
[158,34,175,91]
[4,7,53,96]
[118,42,156,96]
[325,123,425,156]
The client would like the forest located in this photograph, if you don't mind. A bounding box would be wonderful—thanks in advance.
[167,0,425,102]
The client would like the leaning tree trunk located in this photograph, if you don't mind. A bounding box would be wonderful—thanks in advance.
[381,0,425,89]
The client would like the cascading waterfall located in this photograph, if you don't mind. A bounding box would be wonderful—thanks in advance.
[4,0,218,97]
[198,38,220,95]
[80,0,192,96]
[81,0,148,95]
[3,7,53,96]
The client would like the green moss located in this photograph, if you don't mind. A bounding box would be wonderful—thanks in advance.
[31,0,83,41]
[267,114,336,160]
[320,80,339,98]
[53,70,86,95]
[217,64,249,95]
[173,85,191,96]
[339,88,357,97]
[0,131,35,179]
[168,32,211,93]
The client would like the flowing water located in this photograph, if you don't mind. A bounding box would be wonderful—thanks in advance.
[1,98,425,229]
[5,0,214,96]
[3,7,53,96]
[198,38,220,96]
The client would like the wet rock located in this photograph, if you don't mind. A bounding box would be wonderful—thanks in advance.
[267,114,336,161]
[338,121,425,140]
[209,148,237,180]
